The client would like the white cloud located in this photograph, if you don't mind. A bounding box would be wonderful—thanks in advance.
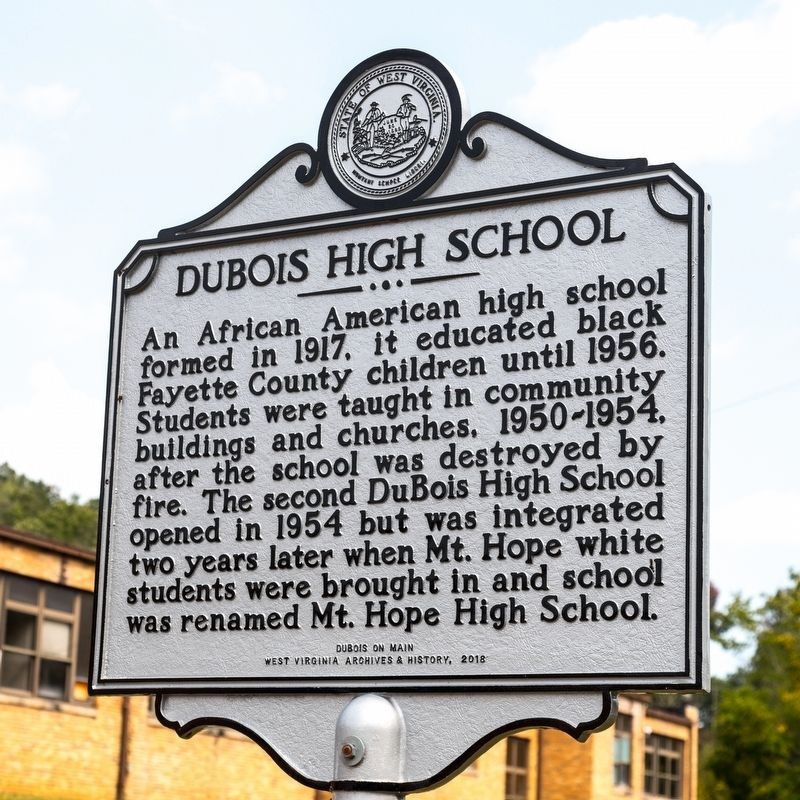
[513,0,800,164]
[0,361,103,500]
[172,63,284,122]
[0,237,25,282]
[5,212,49,229]
[146,0,203,33]
[19,83,80,117]
[710,334,744,361]
[213,63,282,105]
[0,145,48,284]
[21,291,107,343]
[0,143,46,197]
[711,489,800,601]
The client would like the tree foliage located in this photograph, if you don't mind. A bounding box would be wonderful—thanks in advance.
[0,463,98,549]
[710,583,757,651]
[702,573,800,800]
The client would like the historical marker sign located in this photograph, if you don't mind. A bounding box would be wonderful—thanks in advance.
[92,50,707,706]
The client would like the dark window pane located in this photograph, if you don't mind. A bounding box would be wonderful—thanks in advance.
[4,610,37,649]
[614,722,632,787]
[39,660,68,700]
[7,576,38,605]
[506,775,525,800]
[508,737,528,768]
[45,585,75,613]
[76,593,93,682]
[507,739,517,764]
[505,737,529,800]
[614,758,632,786]
[1,651,33,691]
[644,735,682,799]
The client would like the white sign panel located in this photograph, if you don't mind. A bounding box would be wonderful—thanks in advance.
[91,50,707,698]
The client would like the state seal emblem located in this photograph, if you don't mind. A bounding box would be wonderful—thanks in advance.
[319,49,463,208]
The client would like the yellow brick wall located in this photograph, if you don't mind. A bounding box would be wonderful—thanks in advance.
[538,728,593,800]
[0,533,698,800]
[0,535,114,800]
[685,705,699,800]
[421,730,539,800]
[0,696,121,800]
[538,695,697,800]
[122,697,316,800]
[0,539,94,593]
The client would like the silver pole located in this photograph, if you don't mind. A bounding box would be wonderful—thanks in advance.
[332,694,407,800]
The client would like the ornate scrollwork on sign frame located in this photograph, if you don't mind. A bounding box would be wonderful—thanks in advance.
[294,145,321,185]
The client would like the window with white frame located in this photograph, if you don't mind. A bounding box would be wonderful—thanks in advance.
[0,573,92,703]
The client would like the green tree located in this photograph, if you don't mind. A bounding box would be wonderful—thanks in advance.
[702,573,800,800]
[0,463,98,549]
[710,583,756,651]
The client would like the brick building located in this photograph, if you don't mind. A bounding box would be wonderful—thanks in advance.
[0,524,698,800]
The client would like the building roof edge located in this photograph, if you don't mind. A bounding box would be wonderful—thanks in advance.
[0,524,96,563]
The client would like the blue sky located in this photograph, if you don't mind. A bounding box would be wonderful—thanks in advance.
[1,0,798,675]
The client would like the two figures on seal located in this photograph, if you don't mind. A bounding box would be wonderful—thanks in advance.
[352,94,426,166]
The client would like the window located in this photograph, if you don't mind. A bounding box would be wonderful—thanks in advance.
[0,573,92,704]
[505,736,529,800]
[613,713,633,787]
[644,734,683,799]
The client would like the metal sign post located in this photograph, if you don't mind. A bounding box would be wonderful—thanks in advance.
[92,48,708,794]
[333,695,406,799]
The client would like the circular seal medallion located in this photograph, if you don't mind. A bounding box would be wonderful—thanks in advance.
[319,50,462,208]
